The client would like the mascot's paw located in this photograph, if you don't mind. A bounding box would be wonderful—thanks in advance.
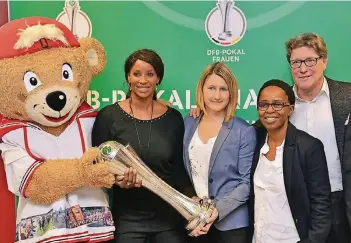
[80,148,115,188]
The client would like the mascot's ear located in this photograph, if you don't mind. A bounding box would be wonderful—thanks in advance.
[79,37,106,76]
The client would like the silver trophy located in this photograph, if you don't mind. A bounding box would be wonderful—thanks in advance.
[98,141,215,232]
[217,0,233,41]
[64,0,80,40]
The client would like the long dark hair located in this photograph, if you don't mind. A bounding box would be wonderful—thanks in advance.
[124,49,164,100]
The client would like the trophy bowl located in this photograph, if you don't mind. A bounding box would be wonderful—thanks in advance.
[98,141,215,232]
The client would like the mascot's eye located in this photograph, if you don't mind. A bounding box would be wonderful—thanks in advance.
[23,71,42,92]
[30,77,37,85]
[62,63,74,81]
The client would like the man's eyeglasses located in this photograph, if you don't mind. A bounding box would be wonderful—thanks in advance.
[289,56,323,68]
[257,101,291,111]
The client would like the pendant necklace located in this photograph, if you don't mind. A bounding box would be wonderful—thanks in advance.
[129,97,153,158]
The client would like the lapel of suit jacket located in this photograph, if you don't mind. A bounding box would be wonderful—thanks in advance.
[183,114,202,181]
[327,77,347,160]
[208,118,232,176]
[251,126,265,181]
[283,122,296,198]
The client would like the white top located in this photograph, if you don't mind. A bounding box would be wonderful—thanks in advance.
[188,127,216,198]
[290,77,343,192]
[253,138,300,243]
[0,106,114,243]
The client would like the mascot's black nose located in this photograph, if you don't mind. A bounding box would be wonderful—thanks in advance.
[46,91,67,112]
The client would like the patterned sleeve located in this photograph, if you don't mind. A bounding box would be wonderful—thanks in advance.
[0,141,39,197]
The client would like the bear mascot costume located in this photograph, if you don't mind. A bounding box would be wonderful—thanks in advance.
[0,16,116,243]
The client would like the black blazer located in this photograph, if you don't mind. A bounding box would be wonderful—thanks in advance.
[332,77,351,226]
[248,122,331,243]
[326,77,351,162]
[325,77,351,161]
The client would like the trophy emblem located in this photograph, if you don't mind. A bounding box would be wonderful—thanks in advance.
[64,0,80,39]
[56,0,92,39]
[217,0,233,41]
[205,0,247,46]
[98,141,216,232]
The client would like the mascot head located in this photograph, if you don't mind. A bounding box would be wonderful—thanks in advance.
[0,16,106,127]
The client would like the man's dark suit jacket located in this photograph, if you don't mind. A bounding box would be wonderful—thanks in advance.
[337,76,351,227]
[248,122,331,243]
[322,77,351,227]
[327,77,351,163]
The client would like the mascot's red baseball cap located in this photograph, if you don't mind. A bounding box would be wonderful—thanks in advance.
[0,16,80,59]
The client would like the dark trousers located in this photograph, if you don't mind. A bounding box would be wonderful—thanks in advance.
[106,213,186,243]
[187,226,247,243]
[326,191,351,243]
[107,206,187,243]
[108,228,186,243]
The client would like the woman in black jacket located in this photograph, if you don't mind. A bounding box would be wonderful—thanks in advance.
[248,79,331,243]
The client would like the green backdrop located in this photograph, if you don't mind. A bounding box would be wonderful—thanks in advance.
[9,1,351,123]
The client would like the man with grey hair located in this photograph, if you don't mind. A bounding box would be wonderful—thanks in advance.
[286,32,351,243]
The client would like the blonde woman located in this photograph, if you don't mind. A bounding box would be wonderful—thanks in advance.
[184,62,256,243]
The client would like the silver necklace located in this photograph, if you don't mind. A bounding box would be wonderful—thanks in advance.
[129,98,154,151]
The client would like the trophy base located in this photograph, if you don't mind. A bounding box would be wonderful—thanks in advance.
[218,31,233,41]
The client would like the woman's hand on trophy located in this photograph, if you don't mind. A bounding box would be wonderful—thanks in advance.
[115,168,142,189]
[189,207,219,237]
[204,207,218,229]
[192,196,201,202]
